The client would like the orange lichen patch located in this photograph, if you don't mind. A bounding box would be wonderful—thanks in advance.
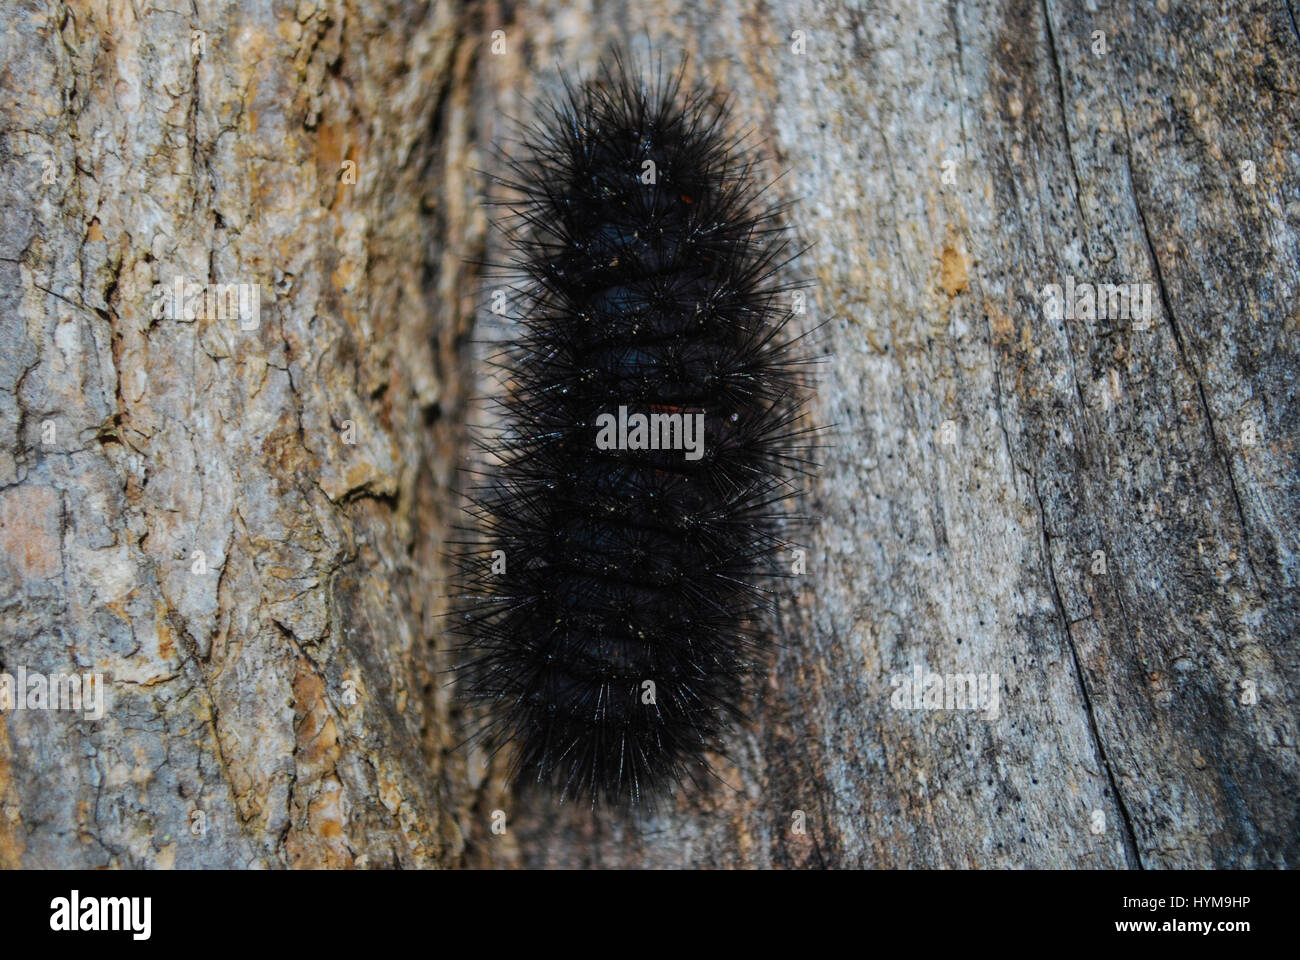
[287,774,352,868]
[261,412,315,477]
[317,121,345,182]
[156,602,176,661]
[292,660,340,778]
[0,715,23,869]
[986,297,1015,341]
[314,793,344,838]
[375,759,404,816]
[285,658,354,867]
[344,462,373,493]
[0,485,61,581]
[938,241,970,297]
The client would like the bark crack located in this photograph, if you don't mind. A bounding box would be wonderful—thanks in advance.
[947,0,970,163]
[1119,111,1262,591]
[1040,0,1089,239]
[1029,469,1142,868]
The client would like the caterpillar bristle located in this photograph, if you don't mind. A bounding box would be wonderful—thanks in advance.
[451,49,820,810]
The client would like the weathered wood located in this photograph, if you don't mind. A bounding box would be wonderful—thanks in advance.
[1,0,1295,868]
[0,0,485,869]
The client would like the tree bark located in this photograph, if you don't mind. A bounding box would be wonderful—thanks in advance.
[0,0,1295,868]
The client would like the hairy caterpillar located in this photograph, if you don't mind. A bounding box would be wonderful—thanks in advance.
[454,52,818,808]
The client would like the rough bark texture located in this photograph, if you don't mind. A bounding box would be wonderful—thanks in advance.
[0,0,1295,869]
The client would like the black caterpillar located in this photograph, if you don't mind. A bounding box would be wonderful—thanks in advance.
[454,53,818,808]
